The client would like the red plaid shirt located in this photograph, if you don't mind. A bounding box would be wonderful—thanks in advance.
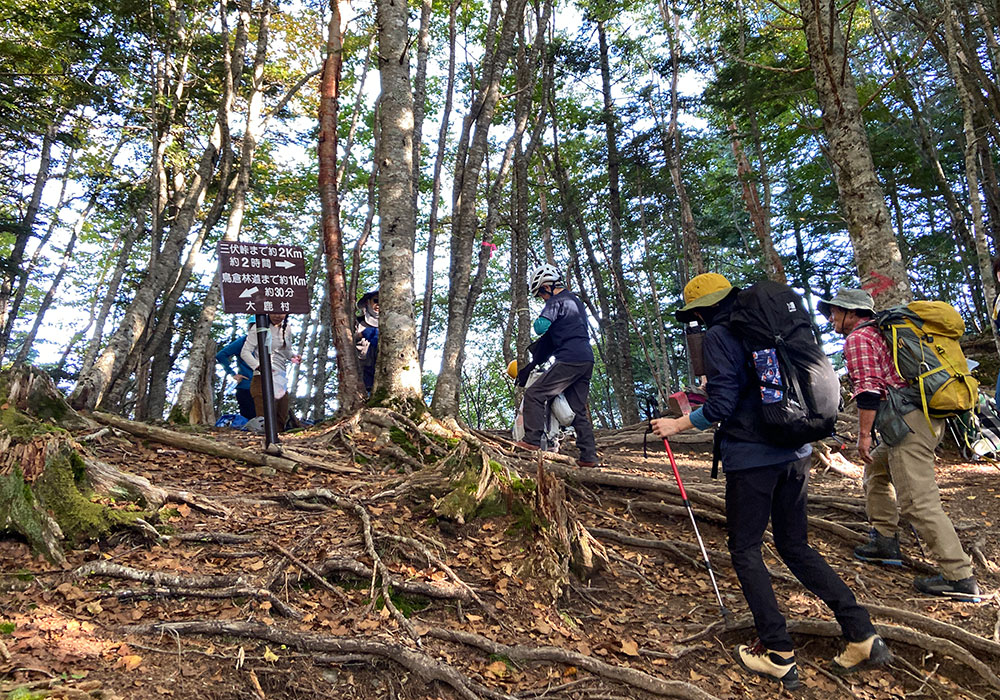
[844,325,907,398]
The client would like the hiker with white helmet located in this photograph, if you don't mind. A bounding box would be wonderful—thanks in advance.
[513,264,599,467]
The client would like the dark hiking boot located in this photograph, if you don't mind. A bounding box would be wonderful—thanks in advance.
[735,641,800,690]
[854,530,903,566]
[913,575,981,602]
[832,635,892,674]
[513,440,540,452]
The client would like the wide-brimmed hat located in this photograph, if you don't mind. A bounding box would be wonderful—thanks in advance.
[675,273,738,323]
[356,289,379,310]
[817,288,874,317]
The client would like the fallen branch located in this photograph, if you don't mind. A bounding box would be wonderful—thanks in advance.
[91,411,299,473]
[316,556,471,602]
[271,543,351,608]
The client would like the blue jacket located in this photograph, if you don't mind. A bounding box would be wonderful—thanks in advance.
[216,336,253,391]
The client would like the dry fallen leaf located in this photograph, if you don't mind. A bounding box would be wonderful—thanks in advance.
[620,639,639,657]
[263,646,279,663]
[486,660,507,677]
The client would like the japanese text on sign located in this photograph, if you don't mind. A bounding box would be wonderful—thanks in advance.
[217,241,310,314]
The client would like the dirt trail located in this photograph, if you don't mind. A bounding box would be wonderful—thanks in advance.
[2,426,998,700]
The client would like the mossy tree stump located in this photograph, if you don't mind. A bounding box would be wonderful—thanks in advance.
[358,411,608,600]
[0,367,150,564]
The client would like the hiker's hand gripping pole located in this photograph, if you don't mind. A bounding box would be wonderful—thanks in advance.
[661,435,730,621]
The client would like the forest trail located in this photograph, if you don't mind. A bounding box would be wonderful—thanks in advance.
[2,420,999,700]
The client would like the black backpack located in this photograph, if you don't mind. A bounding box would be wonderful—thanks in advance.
[725,281,840,448]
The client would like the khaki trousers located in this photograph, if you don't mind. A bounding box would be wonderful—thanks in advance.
[866,409,973,580]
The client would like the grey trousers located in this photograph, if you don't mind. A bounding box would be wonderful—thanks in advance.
[521,361,597,462]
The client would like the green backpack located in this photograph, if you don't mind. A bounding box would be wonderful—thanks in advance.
[872,301,979,424]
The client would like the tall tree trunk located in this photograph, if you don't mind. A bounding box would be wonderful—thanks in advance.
[172,0,273,423]
[418,0,460,369]
[659,3,704,279]
[312,293,332,420]
[0,125,56,358]
[798,0,911,305]
[431,0,529,417]
[597,20,639,425]
[319,0,366,413]
[374,0,422,407]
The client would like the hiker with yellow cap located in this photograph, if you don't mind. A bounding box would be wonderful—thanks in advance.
[821,287,979,601]
[652,273,888,689]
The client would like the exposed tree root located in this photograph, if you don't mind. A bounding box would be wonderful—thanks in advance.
[103,585,303,618]
[866,603,1000,660]
[123,620,511,700]
[424,626,722,699]
[75,560,242,588]
[316,556,473,602]
[711,615,1000,690]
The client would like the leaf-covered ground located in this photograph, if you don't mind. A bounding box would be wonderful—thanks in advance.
[2,422,999,700]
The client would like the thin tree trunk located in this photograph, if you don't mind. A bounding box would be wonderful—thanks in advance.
[0,125,57,357]
[418,0,460,369]
[79,219,142,378]
[319,0,366,413]
[729,123,786,283]
[431,0,529,417]
[942,0,1000,356]
[13,225,80,366]
[659,3,704,278]
[597,20,639,425]
[374,0,422,406]
[798,0,911,305]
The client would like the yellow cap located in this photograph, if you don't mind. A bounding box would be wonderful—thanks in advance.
[507,360,518,379]
[676,273,736,322]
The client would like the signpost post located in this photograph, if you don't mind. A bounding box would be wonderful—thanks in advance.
[217,242,310,453]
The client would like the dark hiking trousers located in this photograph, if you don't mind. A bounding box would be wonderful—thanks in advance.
[726,456,875,651]
[521,361,598,463]
[236,387,257,420]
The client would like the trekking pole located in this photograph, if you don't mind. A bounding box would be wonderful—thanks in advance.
[661,435,730,621]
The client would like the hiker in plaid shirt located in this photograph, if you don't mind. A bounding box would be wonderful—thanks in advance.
[822,288,979,602]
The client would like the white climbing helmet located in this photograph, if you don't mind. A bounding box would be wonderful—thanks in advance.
[528,263,562,296]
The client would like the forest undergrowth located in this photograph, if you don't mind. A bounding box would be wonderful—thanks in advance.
[2,414,1000,700]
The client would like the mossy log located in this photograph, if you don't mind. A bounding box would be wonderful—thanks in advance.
[0,367,168,563]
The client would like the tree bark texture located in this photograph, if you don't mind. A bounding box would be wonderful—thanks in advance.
[374,0,423,406]
[798,0,911,306]
[319,0,367,413]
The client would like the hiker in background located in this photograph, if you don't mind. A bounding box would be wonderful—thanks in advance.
[513,264,599,468]
[355,289,379,395]
[992,257,1000,408]
[241,314,298,431]
[215,322,256,420]
[653,273,888,690]
[821,288,980,601]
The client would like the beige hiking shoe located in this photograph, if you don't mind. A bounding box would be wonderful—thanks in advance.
[832,634,892,673]
[735,641,800,689]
